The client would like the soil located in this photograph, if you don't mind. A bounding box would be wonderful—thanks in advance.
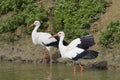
[0,0,120,70]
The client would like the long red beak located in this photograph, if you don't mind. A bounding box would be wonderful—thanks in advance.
[28,23,35,28]
[49,34,59,38]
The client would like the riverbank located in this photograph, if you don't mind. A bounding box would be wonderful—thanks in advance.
[0,36,120,71]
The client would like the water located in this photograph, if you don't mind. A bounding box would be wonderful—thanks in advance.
[0,62,119,80]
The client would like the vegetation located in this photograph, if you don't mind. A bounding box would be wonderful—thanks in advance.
[53,0,107,41]
[100,21,120,46]
[0,0,109,42]
[0,0,48,34]
[0,0,35,15]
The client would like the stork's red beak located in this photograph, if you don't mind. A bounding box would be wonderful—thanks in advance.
[28,23,35,28]
[49,34,59,38]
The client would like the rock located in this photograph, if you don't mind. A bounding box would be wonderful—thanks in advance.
[52,51,61,62]
[92,61,108,70]
[57,58,67,64]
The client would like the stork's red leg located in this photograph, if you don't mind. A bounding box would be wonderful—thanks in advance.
[74,64,76,73]
[73,64,77,79]
[79,64,84,72]
[49,51,52,63]
[41,51,47,64]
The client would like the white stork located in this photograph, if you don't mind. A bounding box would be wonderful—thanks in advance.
[51,31,98,72]
[29,21,64,63]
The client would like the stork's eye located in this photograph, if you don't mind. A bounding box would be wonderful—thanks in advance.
[59,33,61,34]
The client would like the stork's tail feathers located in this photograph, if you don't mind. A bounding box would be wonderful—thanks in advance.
[72,50,98,61]
[81,50,98,59]
[77,35,95,49]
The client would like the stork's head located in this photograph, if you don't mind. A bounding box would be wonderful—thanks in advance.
[29,20,41,28]
[33,21,40,26]
[50,31,65,39]
[57,31,65,37]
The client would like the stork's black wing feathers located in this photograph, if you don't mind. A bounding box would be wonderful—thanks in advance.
[72,50,98,61]
[77,35,95,49]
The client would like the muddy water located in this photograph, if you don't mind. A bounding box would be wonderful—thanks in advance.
[0,62,119,80]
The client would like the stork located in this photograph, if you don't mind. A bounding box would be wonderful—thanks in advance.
[29,21,64,63]
[51,31,98,72]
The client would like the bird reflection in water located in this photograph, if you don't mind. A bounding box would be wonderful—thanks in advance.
[42,63,46,80]
[49,63,52,80]
[42,63,52,80]
[42,63,84,80]
[74,66,83,80]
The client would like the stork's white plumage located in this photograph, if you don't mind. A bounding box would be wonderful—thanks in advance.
[29,21,59,63]
[51,31,98,72]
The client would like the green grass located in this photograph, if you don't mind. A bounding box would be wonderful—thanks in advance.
[100,21,120,46]
[0,0,48,34]
[53,0,108,41]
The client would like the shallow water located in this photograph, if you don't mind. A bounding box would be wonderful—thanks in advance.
[0,62,119,80]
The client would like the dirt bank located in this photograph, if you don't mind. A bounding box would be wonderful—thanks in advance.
[0,35,45,63]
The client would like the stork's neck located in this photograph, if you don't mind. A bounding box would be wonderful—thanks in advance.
[59,36,64,47]
[33,25,40,33]
[31,25,40,45]
[59,36,67,57]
